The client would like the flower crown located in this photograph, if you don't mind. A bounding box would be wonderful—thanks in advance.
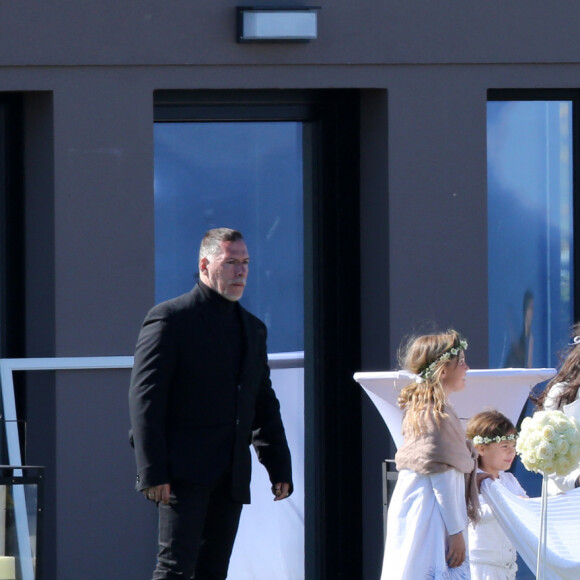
[472,433,517,445]
[417,339,468,381]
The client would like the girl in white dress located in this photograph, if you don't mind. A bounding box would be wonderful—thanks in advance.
[466,410,528,580]
[381,330,480,580]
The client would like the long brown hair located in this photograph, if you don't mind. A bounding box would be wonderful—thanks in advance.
[537,322,580,409]
[397,329,465,435]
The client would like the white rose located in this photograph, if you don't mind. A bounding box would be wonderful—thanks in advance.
[554,456,573,476]
[569,443,580,462]
[555,438,570,455]
[541,459,555,474]
[552,413,569,431]
[542,425,557,441]
[537,441,554,461]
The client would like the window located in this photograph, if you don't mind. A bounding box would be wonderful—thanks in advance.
[154,120,304,353]
[488,97,574,369]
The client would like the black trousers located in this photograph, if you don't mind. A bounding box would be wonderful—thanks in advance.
[152,473,243,580]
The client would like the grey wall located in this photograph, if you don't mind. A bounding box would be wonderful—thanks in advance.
[1,1,579,66]
[3,1,580,578]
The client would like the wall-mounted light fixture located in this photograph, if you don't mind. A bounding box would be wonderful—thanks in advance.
[237,6,320,43]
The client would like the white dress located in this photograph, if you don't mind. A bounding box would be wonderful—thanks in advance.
[381,468,470,580]
[468,471,527,580]
[543,382,580,494]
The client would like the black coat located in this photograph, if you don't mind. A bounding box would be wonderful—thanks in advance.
[128,283,293,504]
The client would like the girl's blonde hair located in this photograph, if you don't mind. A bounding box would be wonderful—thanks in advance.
[397,329,465,435]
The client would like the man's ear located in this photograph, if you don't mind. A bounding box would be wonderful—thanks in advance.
[199,257,209,274]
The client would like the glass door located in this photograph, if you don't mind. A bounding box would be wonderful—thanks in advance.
[154,117,306,579]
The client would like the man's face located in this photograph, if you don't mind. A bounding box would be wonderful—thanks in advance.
[201,240,249,301]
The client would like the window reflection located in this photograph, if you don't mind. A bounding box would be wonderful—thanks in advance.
[487,100,573,369]
[154,121,304,353]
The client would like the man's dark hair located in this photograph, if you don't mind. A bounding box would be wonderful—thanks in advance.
[199,228,244,263]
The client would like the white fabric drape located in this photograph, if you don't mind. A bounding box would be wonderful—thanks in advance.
[229,366,305,580]
[481,480,580,580]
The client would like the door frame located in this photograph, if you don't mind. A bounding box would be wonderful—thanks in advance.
[154,89,362,579]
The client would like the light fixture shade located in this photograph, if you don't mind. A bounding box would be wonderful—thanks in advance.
[237,7,320,43]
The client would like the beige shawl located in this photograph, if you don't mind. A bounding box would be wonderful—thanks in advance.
[395,404,480,523]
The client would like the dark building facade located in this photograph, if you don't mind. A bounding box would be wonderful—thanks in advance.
[0,2,578,579]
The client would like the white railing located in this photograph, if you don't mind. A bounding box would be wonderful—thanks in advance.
[0,352,305,580]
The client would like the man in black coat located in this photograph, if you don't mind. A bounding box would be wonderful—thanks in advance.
[129,227,293,580]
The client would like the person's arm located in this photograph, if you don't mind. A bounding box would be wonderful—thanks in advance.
[473,498,494,523]
[431,469,467,567]
[548,468,580,493]
[250,323,293,499]
[445,532,466,569]
[129,306,176,492]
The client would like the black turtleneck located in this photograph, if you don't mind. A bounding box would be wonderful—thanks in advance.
[198,281,245,384]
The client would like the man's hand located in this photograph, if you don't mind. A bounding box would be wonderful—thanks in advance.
[272,482,290,501]
[143,483,171,504]
[446,531,466,568]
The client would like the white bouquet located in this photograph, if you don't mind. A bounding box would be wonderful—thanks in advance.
[516,410,580,476]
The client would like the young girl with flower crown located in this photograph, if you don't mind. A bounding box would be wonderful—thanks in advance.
[381,330,479,580]
[466,410,528,580]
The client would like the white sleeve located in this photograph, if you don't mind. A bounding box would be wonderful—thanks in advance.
[543,383,565,411]
[430,469,466,536]
[548,468,580,493]
[543,384,580,492]
[474,500,494,524]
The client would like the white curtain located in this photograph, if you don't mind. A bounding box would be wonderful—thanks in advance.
[481,480,580,579]
[229,366,305,580]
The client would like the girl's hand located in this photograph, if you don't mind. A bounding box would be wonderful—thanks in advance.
[477,471,494,492]
[446,532,466,568]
